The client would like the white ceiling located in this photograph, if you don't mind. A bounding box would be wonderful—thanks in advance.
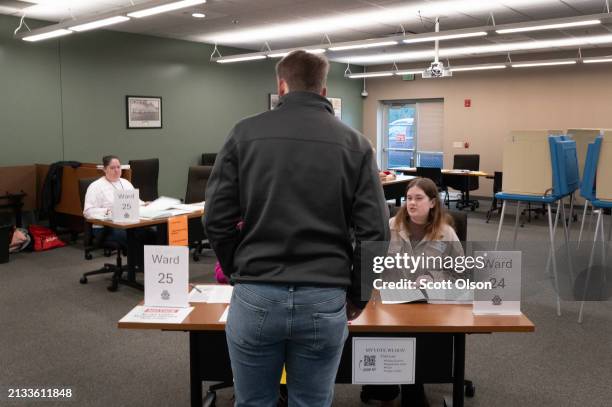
[2,0,612,65]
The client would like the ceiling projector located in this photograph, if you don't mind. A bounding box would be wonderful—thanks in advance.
[422,61,452,79]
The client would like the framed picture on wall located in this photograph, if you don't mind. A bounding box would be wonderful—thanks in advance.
[269,93,280,110]
[126,96,162,129]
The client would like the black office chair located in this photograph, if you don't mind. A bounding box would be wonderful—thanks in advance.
[445,154,480,211]
[201,153,217,166]
[128,158,159,202]
[185,166,213,261]
[78,177,125,292]
[416,166,449,207]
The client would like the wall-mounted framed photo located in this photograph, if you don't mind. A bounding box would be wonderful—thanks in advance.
[126,96,162,129]
[269,93,280,110]
[269,93,342,119]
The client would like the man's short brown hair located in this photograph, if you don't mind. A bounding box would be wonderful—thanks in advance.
[275,50,329,93]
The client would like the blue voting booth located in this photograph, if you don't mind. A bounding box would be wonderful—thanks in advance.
[495,135,580,316]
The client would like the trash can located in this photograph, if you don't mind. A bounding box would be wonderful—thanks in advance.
[0,225,10,264]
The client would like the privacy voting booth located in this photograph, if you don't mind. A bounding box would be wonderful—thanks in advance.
[495,130,580,317]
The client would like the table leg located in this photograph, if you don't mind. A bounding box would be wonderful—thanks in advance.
[451,333,465,407]
[190,332,203,407]
[111,228,144,291]
[126,228,138,282]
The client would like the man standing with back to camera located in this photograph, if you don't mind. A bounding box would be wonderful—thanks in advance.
[205,50,389,407]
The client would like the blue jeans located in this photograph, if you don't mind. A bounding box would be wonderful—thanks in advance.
[226,283,348,407]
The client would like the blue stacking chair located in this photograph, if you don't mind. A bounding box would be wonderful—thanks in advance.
[577,136,611,322]
[577,136,602,244]
[495,135,580,316]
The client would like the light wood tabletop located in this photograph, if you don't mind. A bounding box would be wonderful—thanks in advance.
[86,209,204,229]
[118,295,534,334]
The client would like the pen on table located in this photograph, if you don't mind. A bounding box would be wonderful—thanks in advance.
[190,284,202,293]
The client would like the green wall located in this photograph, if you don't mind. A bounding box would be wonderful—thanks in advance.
[0,15,363,198]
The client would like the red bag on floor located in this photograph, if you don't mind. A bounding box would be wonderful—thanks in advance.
[28,225,66,251]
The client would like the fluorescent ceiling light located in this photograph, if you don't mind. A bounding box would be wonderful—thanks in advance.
[583,57,612,64]
[206,0,554,44]
[128,0,206,18]
[329,41,398,51]
[267,49,326,58]
[512,60,576,68]
[348,72,394,79]
[450,64,507,72]
[69,16,130,32]
[192,13,206,18]
[394,69,425,75]
[342,33,612,64]
[23,29,72,42]
[217,55,266,64]
[496,20,601,34]
[403,31,487,44]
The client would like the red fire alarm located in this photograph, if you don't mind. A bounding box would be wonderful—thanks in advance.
[464,142,470,149]
[464,99,471,107]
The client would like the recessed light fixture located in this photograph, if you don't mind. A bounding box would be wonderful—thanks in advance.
[192,13,206,18]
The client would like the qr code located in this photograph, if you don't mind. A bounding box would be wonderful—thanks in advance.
[364,355,376,367]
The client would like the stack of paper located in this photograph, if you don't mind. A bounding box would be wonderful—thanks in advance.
[140,196,183,219]
[189,285,233,303]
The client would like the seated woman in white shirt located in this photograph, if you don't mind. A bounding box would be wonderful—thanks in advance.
[83,155,142,250]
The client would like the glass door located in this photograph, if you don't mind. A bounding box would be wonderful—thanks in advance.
[382,103,417,169]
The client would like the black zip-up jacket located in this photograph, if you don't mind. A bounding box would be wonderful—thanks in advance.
[204,91,389,308]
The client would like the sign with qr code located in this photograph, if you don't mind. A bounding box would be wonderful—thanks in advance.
[352,337,416,384]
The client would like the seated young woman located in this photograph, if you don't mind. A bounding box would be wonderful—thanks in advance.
[363,177,464,407]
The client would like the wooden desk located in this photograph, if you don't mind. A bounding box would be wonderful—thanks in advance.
[87,210,203,290]
[119,299,534,407]
[382,175,416,206]
[393,167,492,178]
[394,168,494,211]
[37,163,132,234]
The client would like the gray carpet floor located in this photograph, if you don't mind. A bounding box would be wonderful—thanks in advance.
[1,203,611,407]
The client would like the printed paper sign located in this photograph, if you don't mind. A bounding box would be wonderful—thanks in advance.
[112,189,139,223]
[352,337,416,384]
[119,306,194,324]
[168,215,189,246]
[144,245,189,308]
[473,251,521,315]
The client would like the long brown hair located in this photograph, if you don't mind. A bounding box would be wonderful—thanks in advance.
[393,177,454,240]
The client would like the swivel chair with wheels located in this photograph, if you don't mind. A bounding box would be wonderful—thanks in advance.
[416,166,449,207]
[128,158,159,202]
[185,166,213,261]
[78,177,125,292]
[445,154,480,211]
